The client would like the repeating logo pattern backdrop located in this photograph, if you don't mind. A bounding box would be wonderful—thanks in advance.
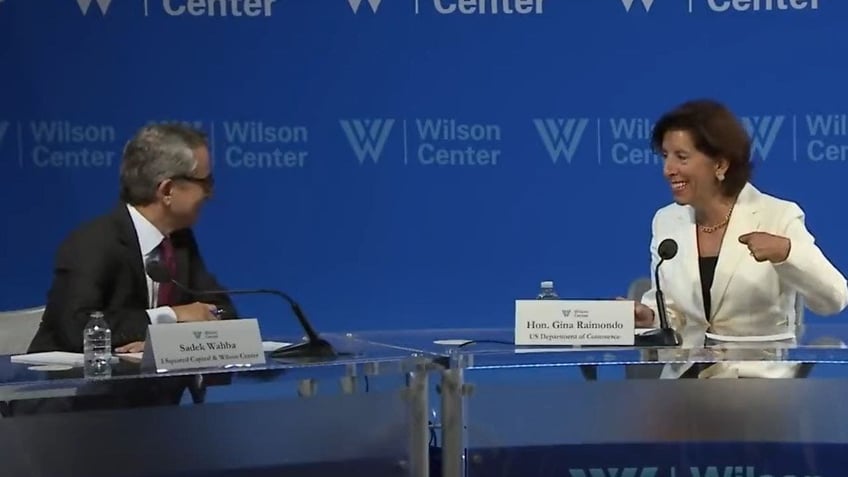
[1,0,846,336]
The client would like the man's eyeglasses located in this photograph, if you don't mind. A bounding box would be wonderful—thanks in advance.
[171,173,214,192]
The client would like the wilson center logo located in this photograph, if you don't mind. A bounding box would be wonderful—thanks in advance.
[76,0,112,15]
[534,118,589,164]
[347,0,382,13]
[741,115,784,161]
[621,0,656,12]
[340,119,395,164]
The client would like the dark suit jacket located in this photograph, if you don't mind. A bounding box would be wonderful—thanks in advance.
[4,205,237,416]
[29,203,237,353]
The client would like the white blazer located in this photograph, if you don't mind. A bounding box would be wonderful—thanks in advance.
[640,183,848,379]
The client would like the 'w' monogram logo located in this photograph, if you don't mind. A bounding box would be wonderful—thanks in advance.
[533,118,589,164]
[741,115,784,161]
[76,0,112,15]
[193,331,202,339]
[621,0,656,12]
[0,121,9,146]
[340,119,395,164]
[347,0,382,13]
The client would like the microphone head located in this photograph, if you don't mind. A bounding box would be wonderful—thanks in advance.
[658,239,678,260]
[145,260,172,283]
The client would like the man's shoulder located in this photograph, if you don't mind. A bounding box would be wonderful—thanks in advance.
[57,206,125,254]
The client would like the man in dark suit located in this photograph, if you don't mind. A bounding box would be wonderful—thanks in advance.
[12,123,236,414]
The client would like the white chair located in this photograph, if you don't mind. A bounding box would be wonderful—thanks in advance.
[0,306,44,356]
[792,294,805,335]
[0,306,44,417]
[627,277,653,306]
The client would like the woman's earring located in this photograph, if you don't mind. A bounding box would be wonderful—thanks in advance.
[717,172,725,182]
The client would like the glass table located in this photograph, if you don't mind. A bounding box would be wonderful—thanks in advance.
[350,325,848,477]
[6,324,848,477]
[0,331,442,477]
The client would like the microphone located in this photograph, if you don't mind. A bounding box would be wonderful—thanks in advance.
[654,238,677,330]
[145,260,336,359]
[635,238,683,347]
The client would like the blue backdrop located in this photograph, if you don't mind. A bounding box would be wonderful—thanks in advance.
[1,0,845,338]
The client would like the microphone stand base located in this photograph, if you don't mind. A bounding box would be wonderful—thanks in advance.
[270,339,337,359]
[634,328,682,347]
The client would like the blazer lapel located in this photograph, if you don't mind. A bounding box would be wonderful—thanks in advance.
[709,185,762,319]
[677,207,704,319]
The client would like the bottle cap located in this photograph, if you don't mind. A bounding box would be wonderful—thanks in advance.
[540,280,554,289]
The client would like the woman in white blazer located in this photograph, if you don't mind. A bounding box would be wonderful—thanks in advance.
[634,99,848,379]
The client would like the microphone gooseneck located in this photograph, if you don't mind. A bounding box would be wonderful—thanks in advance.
[635,238,682,347]
[144,260,336,359]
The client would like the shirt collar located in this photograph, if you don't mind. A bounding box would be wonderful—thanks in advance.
[126,204,165,257]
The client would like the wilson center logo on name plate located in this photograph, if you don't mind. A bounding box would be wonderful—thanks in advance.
[514,300,634,346]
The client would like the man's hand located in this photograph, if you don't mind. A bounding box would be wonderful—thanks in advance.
[115,341,145,353]
[738,232,791,263]
[172,302,220,322]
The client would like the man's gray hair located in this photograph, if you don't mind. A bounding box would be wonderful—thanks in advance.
[119,123,208,205]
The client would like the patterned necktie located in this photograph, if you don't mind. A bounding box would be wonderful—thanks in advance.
[157,236,177,306]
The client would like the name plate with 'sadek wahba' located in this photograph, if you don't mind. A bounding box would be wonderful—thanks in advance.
[515,300,634,346]
[141,319,266,372]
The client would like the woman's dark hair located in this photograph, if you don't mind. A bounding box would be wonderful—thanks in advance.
[651,99,752,197]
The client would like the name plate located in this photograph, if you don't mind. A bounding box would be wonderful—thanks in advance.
[141,319,266,372]
[515,300,635,346]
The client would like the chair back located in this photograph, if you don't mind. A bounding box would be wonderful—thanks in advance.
[0,306,44,355]
[792,292,805,331]
[627,277,653,303]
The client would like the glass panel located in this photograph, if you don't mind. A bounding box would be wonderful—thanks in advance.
[350,324,848,369]
[0,333,432,477]
[464,371,848,476]
[0,332,437,401]
[437,325,848,477]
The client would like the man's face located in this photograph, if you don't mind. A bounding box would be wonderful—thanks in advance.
[167,146,213,229]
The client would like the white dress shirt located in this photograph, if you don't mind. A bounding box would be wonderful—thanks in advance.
[127,205,179,325]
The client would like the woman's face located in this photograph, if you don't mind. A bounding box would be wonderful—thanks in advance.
[661,129,728,207]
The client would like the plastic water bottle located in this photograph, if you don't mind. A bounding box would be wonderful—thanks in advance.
[536,280,559,299]
[83,311,112,378]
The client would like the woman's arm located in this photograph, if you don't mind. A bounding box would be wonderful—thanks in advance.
[772,203,848,315]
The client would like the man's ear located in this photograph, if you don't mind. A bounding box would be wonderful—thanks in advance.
[156,179,174,204]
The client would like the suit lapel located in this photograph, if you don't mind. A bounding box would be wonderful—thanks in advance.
[709,184,761,319]
[113,203,148,301]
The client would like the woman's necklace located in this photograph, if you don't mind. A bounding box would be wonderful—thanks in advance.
[698,205,734,233]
